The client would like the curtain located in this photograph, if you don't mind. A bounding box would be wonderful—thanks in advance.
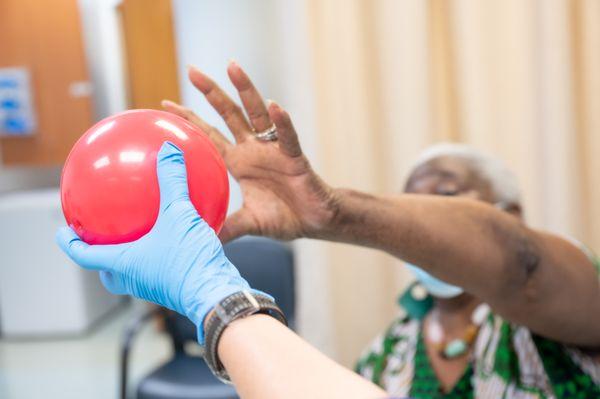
[296,0,600,366]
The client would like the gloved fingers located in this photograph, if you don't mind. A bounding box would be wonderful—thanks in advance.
[157,141,191,212]
[99,270,128,295]
[55,226,125,271]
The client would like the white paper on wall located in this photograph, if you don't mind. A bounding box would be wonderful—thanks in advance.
[0,67,37,137]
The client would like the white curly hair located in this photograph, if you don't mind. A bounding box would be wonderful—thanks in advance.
[408,142,521,206]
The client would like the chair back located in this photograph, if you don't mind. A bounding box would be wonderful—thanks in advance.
[224,236,296,328]
[164,236,296,349]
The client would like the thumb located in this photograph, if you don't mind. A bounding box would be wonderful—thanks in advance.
[157,141,190,211]
[55,226,126,271]
[218,209,257,243]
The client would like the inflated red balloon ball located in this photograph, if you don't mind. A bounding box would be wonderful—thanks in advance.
[61,109,229,245]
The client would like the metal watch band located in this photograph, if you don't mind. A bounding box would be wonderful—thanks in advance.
[204,290,287,383]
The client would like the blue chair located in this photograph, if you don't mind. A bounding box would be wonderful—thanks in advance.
[119,236,296,399]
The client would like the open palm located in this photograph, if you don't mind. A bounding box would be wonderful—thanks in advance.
[162,63,336,242]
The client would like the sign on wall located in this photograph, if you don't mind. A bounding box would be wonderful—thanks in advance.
[0,67,37,137]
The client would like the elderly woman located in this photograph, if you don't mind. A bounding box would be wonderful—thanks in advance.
[58,63,600,399]
[354,144,600,397]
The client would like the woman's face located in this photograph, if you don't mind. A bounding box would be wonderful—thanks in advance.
[403,156,500,299]
[404,156,496,203]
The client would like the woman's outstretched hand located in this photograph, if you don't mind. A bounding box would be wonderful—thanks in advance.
[162,62,336,243]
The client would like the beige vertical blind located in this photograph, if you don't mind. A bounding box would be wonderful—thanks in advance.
[300,0,600,366]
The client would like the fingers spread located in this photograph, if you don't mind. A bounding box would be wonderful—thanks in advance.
[188,66,251,142]
[55,226,123,271]
[268,101,303,157]
[157,142,190,210]
[161,99,231,156]
[227,61,272,131]
[218,209,257,243]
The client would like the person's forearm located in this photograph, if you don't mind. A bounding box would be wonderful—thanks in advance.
[218,314,387,399]
[313,188,536,302]
[310,190,600,347]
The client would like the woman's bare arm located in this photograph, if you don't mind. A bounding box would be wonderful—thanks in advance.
[319,189,600,347]
[217,314,387,399]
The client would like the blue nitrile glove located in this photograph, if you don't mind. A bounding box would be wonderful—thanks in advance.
[56,142,268,344]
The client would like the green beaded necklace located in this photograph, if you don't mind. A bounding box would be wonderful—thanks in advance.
[399,282,490,359]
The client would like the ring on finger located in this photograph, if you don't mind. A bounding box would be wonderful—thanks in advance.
[254,124,278,141]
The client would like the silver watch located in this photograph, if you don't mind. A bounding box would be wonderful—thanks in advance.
[203,290,287,383]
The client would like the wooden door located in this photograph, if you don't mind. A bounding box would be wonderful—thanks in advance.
[0,0,94,165]
[119,0,181,109]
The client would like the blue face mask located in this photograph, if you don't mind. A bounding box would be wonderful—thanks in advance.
[404,262,464,298]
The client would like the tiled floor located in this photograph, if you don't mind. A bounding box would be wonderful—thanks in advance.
[0,302,171,399]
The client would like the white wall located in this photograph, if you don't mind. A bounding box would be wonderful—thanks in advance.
[172,0,287,212]
[77,0,128,120]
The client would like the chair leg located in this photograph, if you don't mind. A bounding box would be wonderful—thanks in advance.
[120,307,163,399]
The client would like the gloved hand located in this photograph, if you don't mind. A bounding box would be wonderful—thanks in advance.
[56,142,267,343]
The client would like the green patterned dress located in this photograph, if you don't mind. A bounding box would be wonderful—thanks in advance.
[356,252,600,398]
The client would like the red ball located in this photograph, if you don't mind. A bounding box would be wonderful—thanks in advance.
[61,109,229,245]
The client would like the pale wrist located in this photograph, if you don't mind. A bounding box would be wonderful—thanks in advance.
[202,291,286,382]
